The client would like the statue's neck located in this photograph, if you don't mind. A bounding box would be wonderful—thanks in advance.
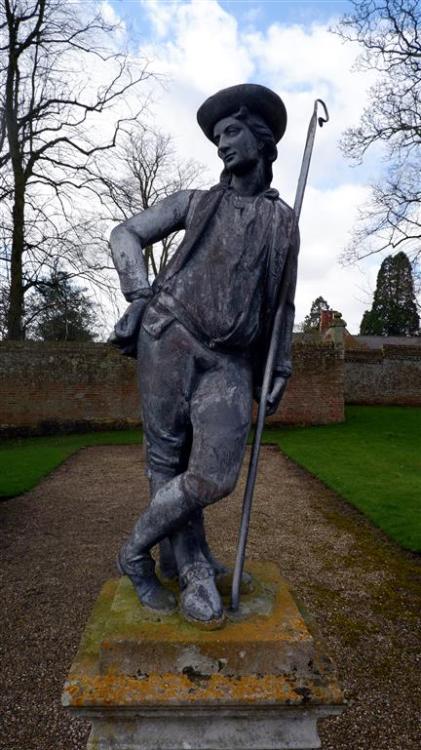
[229,159,268,197]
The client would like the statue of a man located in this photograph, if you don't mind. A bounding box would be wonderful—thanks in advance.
[110,84,299,628]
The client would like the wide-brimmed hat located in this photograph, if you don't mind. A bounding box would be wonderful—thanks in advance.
[197,83,287,143]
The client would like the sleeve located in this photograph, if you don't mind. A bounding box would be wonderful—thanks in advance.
[185,189,207,229]
[273,221,300,379]
[110,190,195,302]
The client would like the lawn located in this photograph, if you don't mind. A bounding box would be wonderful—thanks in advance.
[262,406,421,553]
[1,406,420,552]
[0,430,141,499]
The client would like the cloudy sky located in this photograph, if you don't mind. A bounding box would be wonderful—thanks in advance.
[105,0,386,332]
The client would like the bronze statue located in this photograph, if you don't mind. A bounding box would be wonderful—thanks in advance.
[110,84,299,628]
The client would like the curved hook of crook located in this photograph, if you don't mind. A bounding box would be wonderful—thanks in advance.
[315,98,329,128]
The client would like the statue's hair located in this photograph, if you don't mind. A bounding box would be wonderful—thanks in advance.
[219,105,278,187]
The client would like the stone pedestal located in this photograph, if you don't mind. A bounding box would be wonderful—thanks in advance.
[62,562,344,749]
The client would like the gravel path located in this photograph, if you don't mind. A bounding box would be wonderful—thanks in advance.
[1,444,420,750]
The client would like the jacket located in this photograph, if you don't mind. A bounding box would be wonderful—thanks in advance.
[152,185,299,385]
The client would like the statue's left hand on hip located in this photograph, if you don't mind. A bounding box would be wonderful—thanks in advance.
[108,297,150,358]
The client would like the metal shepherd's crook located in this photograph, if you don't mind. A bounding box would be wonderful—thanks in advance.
[231,99,330,612]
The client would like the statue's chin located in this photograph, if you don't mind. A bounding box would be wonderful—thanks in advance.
[227,159,258,176]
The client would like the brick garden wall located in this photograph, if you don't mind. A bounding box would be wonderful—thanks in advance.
[0,342,140,435]
[345,345,421,406]
[266,342,344,425]
[0,341,344,436]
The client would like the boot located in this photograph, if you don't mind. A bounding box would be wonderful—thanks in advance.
[159,522,253,593]
[117,545,177,614]
[190,511,253,593]
[179,562,225,629]
[159,510,228,579]
[159,537,179,580]
[160,516,206,581]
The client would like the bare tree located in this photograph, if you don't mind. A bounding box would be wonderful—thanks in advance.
[98,124,205,280]
[0,0,152,339]
[334,0,421,265]
[0,283,9,339]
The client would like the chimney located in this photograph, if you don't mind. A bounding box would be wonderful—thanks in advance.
[323,311,347,347]
[319,309,334,333]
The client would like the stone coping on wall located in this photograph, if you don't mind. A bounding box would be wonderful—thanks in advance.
[0,341,136,380]
[0,339,341,352]
[345,347,384,363]
[345,344,421,362]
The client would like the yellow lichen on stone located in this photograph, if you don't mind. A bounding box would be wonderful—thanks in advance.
[62,562,344,712]
[64,671,343,709]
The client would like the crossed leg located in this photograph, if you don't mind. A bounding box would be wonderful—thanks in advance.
[134,321,252,551]
[121,320,252,621]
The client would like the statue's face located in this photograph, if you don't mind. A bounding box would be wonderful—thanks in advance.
[213,115,262,174]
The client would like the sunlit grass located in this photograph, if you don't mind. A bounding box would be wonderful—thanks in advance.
[262,406,421,552]
[1,406,420,552]
[0,430,141,499]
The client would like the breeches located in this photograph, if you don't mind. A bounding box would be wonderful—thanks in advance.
[138,318,253,509]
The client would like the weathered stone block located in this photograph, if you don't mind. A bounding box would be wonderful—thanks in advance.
[63,562,344,749]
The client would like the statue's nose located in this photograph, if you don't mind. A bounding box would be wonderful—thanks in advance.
[217,139,230,158]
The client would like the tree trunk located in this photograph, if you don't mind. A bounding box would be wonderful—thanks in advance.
[4,11,26,340]
[7,181,25,339]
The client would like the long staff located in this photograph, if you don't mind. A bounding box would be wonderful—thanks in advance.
[231,99,329,612]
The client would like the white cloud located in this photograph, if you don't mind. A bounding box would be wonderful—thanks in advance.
[244,21,381,189]
[99,0,127,38]
[126,1,382,331]
[59,0,384,335]
[141,0,254,91]
[296,183,378,332]
[141,0,176,39]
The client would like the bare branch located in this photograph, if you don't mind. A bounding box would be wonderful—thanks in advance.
[93,122,206,281]
[333,0,421,265]
[0,0,154,338]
